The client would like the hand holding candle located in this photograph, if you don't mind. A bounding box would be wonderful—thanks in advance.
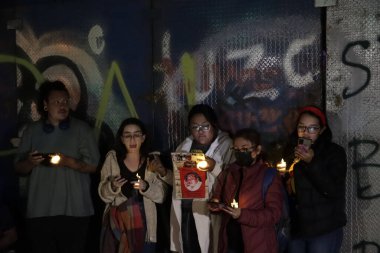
[197,160,208,171]
[50,154,61,165]
[133,173,141,188]
[231,198,239,208]
[132,173,148,191]
[276,158,287,172]
[221,201,241,219]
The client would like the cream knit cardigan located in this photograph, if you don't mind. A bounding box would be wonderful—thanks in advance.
[98,150,167,243]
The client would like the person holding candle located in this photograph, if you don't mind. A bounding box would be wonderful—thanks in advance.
[159,104,233,253]
[98,117,168,253]
[14,80,100,253]
[209,128,283,253]
[284,106,347,253]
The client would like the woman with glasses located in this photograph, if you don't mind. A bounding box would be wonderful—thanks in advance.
[98,118,167,253]
[285,106,347,253]
[208,128,283,253]
[165,104,233,253]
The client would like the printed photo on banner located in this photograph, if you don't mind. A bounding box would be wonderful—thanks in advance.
[171,152,208,199]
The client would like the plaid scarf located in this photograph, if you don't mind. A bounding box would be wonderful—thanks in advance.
[100,196,145,253]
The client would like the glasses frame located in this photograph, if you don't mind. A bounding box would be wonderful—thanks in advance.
[190,124,211,132]
[297,125,320,134]
[122,132,144,140]
[230,146,256,153]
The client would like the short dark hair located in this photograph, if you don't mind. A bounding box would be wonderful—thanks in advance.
[188,104,218,129]
[37,80,69,119]
[234,128,261,146]
[114,117,148,160]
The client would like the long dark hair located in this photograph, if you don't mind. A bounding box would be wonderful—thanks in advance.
[114,117,148,160]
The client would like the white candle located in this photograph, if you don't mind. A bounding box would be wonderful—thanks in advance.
[197,160,208,171]
[134,173,141,187]
[231,199,239,208]
[276,158,287,172]
[50,154,61,164]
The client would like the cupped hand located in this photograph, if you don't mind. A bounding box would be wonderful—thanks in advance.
[222,206,241,219]
[148,155,167,176]
[28,151,45,166]
[208,199,222,212]
[131,179,148,191]
[111,175,128,190]
[204,156,216,171]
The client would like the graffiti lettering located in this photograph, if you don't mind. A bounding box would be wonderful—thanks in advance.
[349,138,380,199]
[341,41,371,99]
[95,61,138,139]
[353,240,380,252]
[284,35,316,88]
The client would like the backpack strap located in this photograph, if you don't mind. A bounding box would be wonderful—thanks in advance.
[262,167,277,203]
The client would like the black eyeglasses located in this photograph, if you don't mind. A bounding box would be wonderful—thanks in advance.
[297,125,320,134]
[190,124,210,132]
[230,146,256,152]
[122,133,143,140]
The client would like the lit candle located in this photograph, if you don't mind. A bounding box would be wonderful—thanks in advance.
[231,199,239,208]
[197,160,208,171]
[276,158,287,172]
[50,154,61,165]
[134,173,141,187]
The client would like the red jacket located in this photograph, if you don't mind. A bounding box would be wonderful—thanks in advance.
[212,160,283,253]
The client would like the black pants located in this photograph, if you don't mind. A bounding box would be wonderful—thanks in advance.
[181,200,201,253]
[27,215,90,253]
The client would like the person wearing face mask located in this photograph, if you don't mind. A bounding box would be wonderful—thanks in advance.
[209,128,283,253]
[284,106,347,253]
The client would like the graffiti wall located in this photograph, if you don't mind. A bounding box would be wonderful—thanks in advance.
[0,0,323,251]
[327,0,380,252]
[153,0,322,161]
[0,0,322,164]
[0,0,152,160]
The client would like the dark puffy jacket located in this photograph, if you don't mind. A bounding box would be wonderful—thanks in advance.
[291,133,347,238]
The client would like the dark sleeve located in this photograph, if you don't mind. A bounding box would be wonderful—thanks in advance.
[0,205,15,232]
[301,143,347,198]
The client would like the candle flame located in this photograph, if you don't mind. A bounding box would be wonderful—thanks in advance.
[276,158,287,171]
[50,154,61,164]
[231,199,239,208]
[197,160,208,171]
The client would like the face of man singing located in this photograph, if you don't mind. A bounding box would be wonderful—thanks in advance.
[44,90,70,126]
